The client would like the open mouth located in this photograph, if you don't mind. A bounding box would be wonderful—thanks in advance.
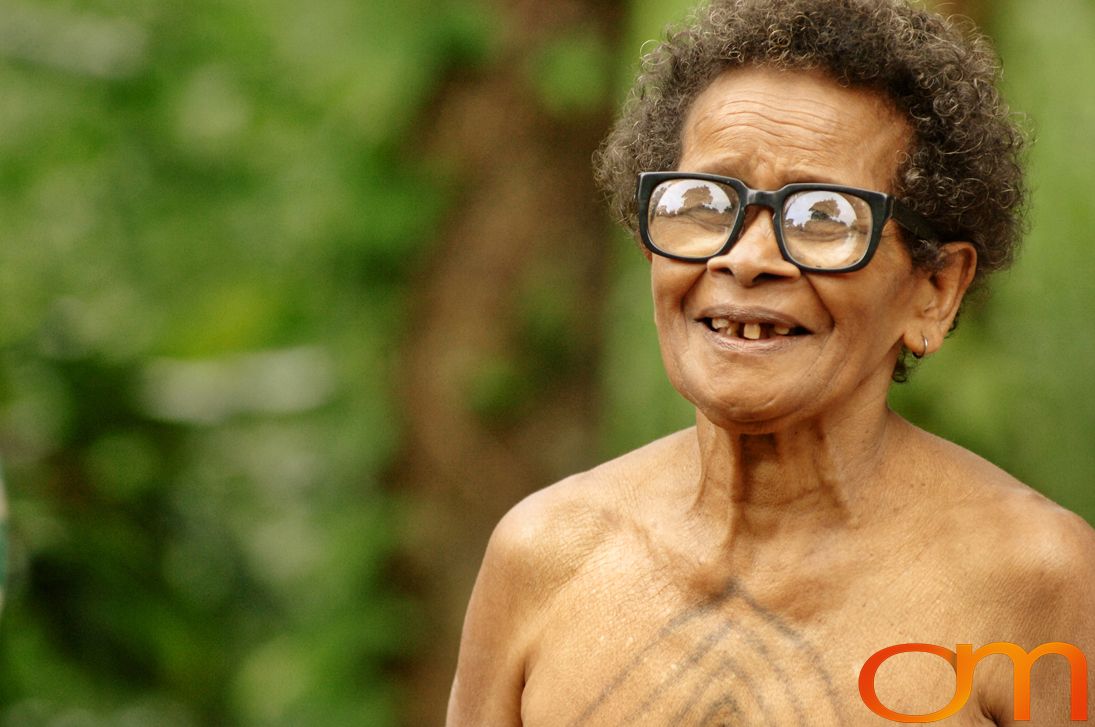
[701,317,810,341]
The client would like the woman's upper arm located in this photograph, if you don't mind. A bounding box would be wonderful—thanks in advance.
[445,499,553,727]
[986,509,1095,726]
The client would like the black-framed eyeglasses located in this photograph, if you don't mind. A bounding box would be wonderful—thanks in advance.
[636,172,939,273]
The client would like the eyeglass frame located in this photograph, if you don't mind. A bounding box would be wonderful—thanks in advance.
[635,171,940,274]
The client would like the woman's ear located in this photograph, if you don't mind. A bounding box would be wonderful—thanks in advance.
[903,242,977,356]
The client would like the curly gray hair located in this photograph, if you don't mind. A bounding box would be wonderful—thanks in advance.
[594,0,1027,379]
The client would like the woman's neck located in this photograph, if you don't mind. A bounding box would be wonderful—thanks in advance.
[684,399,904,543]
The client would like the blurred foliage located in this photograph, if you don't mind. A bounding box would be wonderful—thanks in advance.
[0,0,1092,725]
[0,0,492,724]
[526,30,613,117]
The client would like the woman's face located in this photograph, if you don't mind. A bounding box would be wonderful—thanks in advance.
[651,67,930,431]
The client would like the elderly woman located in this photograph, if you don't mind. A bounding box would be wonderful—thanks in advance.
[447,0,1095,724]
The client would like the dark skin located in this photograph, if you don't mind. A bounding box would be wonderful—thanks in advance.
[447,69,1095,726]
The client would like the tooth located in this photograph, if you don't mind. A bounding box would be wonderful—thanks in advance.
[727,321,740,337]
[711,317,730,331]
[773,324,791,335]
[743,323,761,340]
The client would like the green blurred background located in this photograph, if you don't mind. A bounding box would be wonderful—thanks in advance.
[0,0,1091,724]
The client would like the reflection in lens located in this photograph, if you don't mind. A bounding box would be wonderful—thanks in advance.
[782,190,871,268]
[649,179,738,258]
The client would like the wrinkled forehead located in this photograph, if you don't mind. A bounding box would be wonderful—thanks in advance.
[679,67,912,191]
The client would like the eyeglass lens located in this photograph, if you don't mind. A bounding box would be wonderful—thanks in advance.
[647,178,873,269]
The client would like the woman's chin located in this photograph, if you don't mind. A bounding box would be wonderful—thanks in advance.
[684,388,811,433]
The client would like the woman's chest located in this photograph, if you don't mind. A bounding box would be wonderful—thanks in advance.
[519,568,1002,726]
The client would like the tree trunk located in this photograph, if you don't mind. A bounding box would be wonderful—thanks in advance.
[394,1,624,722]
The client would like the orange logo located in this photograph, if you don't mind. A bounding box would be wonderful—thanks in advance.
[858,642,1088,723]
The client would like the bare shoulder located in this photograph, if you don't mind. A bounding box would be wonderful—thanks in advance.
[484,426,695,601]
[902,430,1095,723]
[913,429,1095,634]
[446,428,693,726]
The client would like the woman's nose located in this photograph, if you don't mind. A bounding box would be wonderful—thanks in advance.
[705,209,801,286]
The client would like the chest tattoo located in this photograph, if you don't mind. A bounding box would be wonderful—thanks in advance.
[568,580,845,726]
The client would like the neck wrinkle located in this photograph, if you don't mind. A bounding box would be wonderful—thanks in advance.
[688,405,896,544]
